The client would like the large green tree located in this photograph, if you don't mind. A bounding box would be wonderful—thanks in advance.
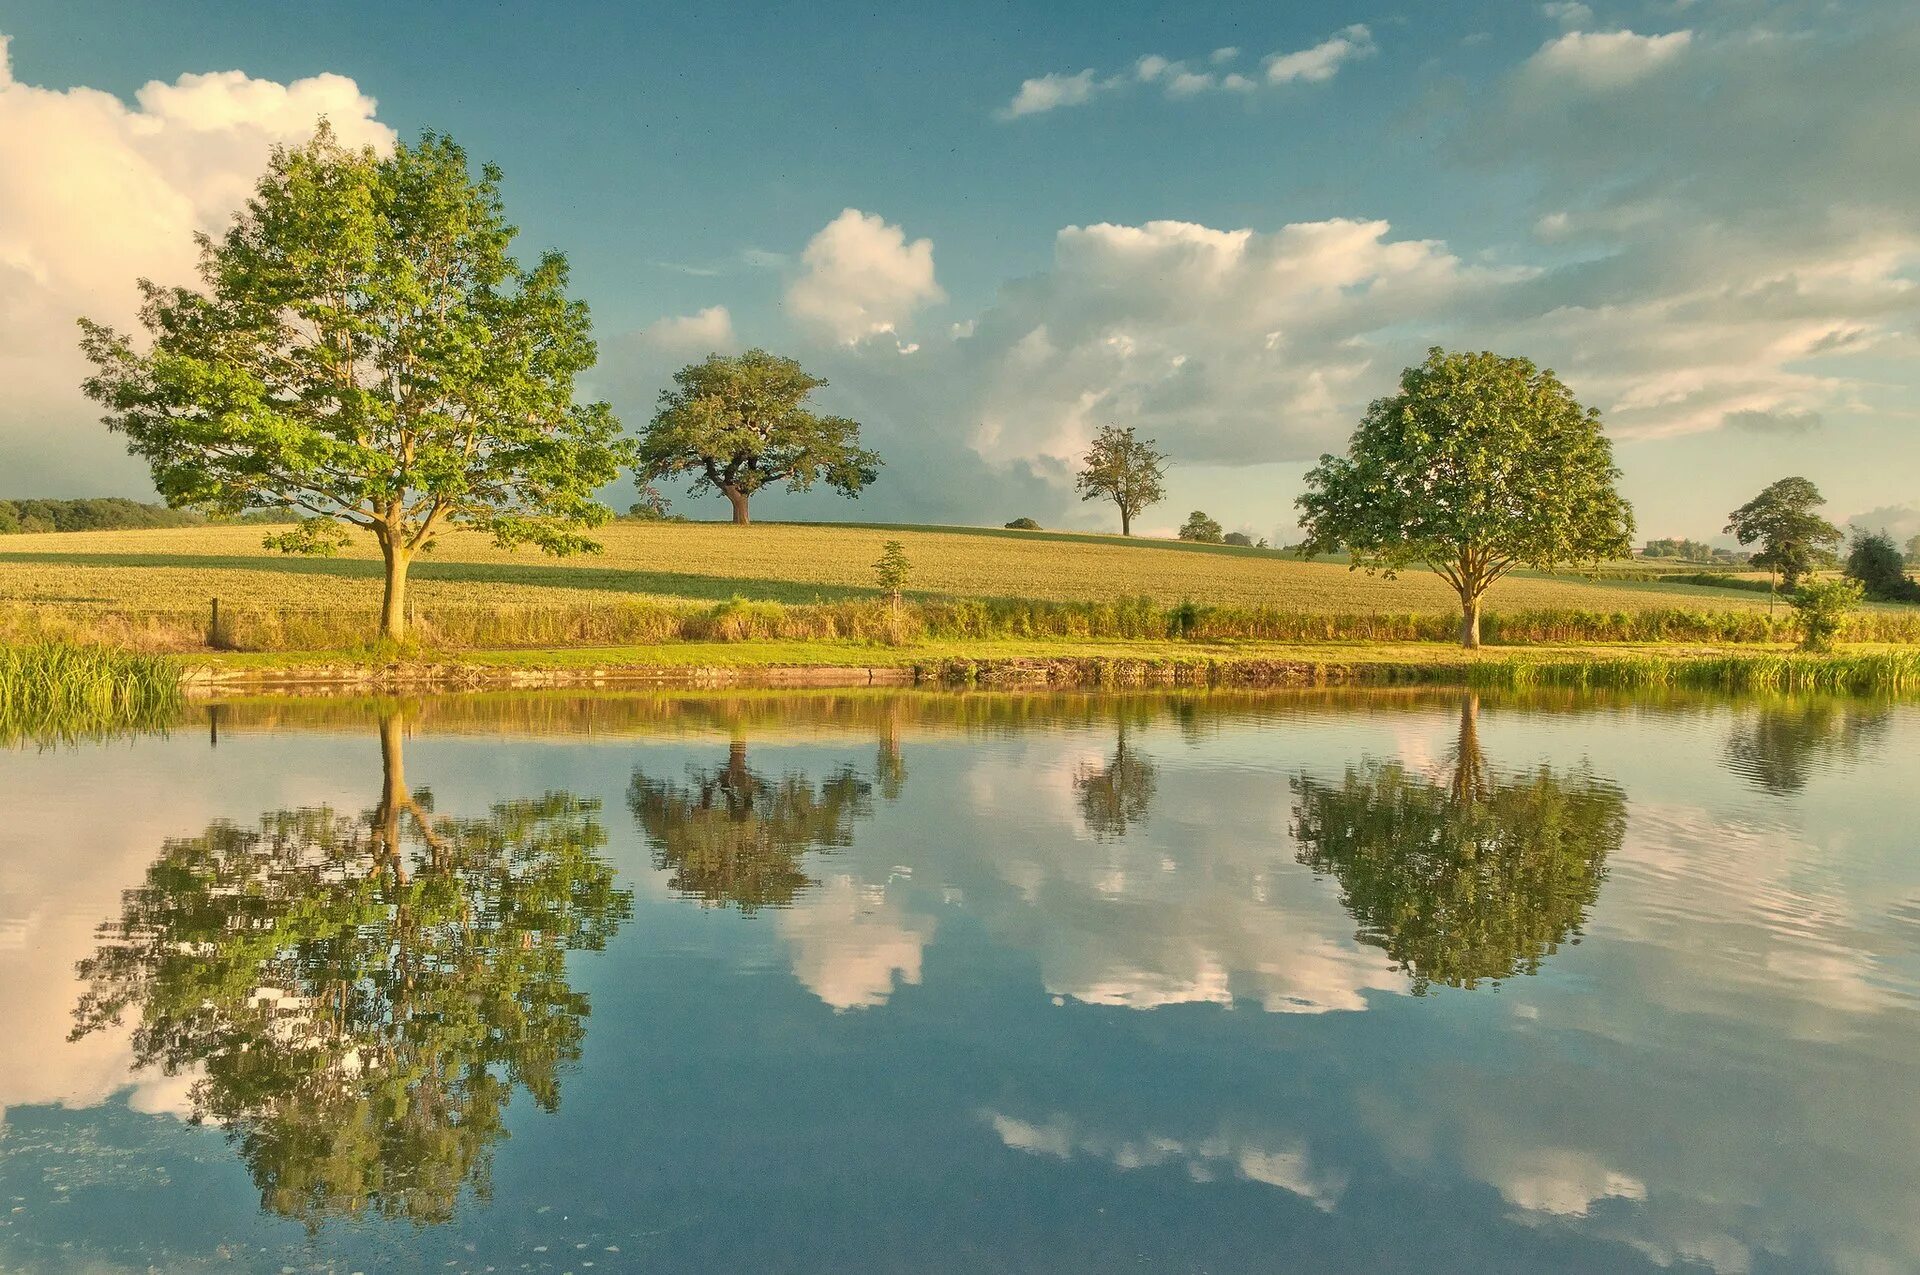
[1297,348,1634,647]
[636,349,879,525]
[1291,696,1624,992]
[78,125,628,641]
[1725,477,1842,592]
[69,713,631,1227]
[1075,425,1169,536]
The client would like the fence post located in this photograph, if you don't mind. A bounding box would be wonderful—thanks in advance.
[209,597,220,649]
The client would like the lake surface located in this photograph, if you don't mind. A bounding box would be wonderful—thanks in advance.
[1,688,1917,1273]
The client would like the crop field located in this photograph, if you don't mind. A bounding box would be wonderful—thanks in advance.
[0,521,1787,618]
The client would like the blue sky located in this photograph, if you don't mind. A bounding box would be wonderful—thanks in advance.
[2,0,1916,543]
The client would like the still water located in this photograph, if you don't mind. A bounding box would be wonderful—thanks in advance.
[1,689,1916,1273]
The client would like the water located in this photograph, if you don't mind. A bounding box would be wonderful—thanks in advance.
[1,688,1916,1273]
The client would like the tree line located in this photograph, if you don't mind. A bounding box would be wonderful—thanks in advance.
[74,123,1915,648]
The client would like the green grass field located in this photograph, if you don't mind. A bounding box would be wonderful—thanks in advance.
[0,520,1787,616]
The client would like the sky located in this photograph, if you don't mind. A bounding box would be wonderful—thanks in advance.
[2,0,1917,543]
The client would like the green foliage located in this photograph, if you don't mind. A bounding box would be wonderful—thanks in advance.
[1178,510,1224,543]
[69,717,632,1225]
[1725,477,1842,589]
[1222,531,1256,547]
[1075,425,1169,536]
[627,743,879,912]
[1844,530,1920,603]
[0,498,202,535]
[1074,724,1157,839]
[1642,536,1745,564]
[1291,699,1622,991]
[626,483,677,521]
[1298,348,1634,647]
[1789,577,1863,651]
[77,124,627,641]
[1907,534,1920,567]
[0,642,182,746]
[636,349,879,524]
[872,539,912,605]
[1004,517,1042,530]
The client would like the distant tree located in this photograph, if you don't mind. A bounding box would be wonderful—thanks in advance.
[1845,530,1920,603]
[0,498,202,534]
[636,349,879,526]
[1297,348,1634,648]
[872,539,911,614]
[1725,477,1842,593]
[1178,511,1224,543]
[1074,719,1158,841]
[1075,425,1168,537]
[1723,699,1890,796]
[1004,517,1042,530]
[1789,577,1862,651]
[627,484,675,521]
[1222,531,1255,547]
[78,125,627,643]
[1906,533,1920,567]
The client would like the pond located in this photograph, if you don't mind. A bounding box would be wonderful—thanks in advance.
[1,688,1916,1273]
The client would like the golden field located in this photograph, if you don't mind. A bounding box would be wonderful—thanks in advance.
[0,521,1780,617]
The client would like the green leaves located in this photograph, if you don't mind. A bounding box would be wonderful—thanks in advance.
[637,349,881,522]
[78,122,628,637]
[1297,347,1634,642]
[1726,477,1843,589]
[1075,425,1169,535]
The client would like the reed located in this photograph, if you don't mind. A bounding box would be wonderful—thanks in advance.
[1464,650,1920,695]
[0,641,184,745]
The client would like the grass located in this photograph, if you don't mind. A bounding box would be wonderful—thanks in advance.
[0,521,1812,618]
[0,641,184,745]
[1466,650,1920,695]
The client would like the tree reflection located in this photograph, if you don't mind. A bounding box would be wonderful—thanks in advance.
[1075,720,1159,841]
[69,713,632,1228]
[1291,695,1624,992]
[628,740,877,913]
[1722,699,1890,795]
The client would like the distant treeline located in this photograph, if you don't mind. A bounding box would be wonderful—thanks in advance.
[1640,537,1750,564]
[0,499,291,534]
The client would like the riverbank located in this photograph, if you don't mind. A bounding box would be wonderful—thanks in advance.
[172,638,1920,696]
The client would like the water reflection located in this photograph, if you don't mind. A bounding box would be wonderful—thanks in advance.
[67,713,632,1227]
[1291,695,1625,992]
[1722,698,1891,795]
[627,739,879,913]
[1073,716,1158,841]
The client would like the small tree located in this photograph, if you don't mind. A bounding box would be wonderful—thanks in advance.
[78,126,628,643]
[1906,533,1920,567]
[1075,425,1168,536]
[1297,348,1634,648]
[872,539,911,614]
[1845,530,1920,603]
[637,350,879,525]
[1005,517,1041,530]
[1790,578,1862,651]
[1178,511,1224,543]
[1223,531,1254,547]
[1725,477,1842,595]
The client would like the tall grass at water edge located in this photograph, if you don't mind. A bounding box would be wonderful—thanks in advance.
[0,642,184,744]
[1466,651,1920,695]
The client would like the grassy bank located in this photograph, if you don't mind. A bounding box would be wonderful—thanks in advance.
[0,642,184,744]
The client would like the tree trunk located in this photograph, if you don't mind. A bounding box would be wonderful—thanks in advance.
[374,712,407,877]
[1120,505,1132,537]
[1459,592,1482,649]
[723,485,751,525]
[379,535,411,642]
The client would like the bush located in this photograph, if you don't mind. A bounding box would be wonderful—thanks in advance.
[1178,511,1224,544]
[1845,530,1920,603]
[1004,517,1042,530]
[1223,531,1254,547]
[1789,578,1863,651]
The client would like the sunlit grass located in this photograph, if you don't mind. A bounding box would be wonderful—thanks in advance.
[0,641,184,745]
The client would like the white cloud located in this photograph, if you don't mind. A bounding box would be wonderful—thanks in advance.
[784,208,945,344]
[1541,1,1595,29]
[0,32,395,494]
[778,875,933,1011]
[998,68,1100,118]
[1525,29,1693,89]
[1264,24,1376,84]
[1209,46,1241,65]
[1134,54,1170,82]
[635,304,736,354]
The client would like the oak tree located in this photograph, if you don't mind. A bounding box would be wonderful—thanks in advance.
[78,125,628,642]
[1075,425,1169,536]
[1297,348,1634,647]
[1725,477,1843,592]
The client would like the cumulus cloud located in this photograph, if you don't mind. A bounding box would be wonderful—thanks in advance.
[784,208,945,344]
[1524,29,1693,90]
[635,304,736,355]
[1541,2,1594,29]
[0,33,394,495]
[998,24,1374,118]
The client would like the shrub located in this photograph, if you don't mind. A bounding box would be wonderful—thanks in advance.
[1223,531,1254,547]
[1844,530,1920,603]
[1178,511,1224,544]
[872,540,911,613]
[1004,517,1042,530]
[1789,578,1863,651]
